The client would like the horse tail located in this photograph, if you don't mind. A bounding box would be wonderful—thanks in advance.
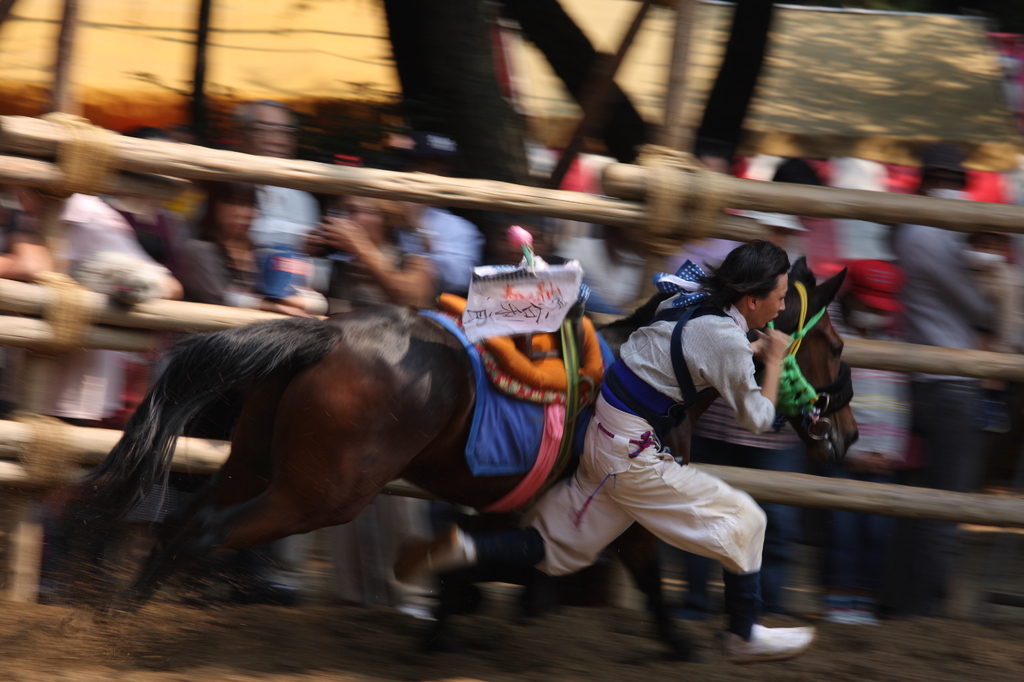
[80,317,341,520]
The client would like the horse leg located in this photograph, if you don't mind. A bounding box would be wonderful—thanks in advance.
[612,524,698,662]
[178,346,459,569]
[119,372,292,610]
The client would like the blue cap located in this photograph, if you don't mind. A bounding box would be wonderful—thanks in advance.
[254,245,313,299]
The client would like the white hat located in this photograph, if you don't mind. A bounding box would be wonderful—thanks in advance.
[745,211,806,231]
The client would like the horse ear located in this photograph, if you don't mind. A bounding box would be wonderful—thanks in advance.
[812,267,848,308]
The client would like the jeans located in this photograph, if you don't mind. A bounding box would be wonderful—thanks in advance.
[678,435,804,613]
[821,466,893,592]
[882,380,981,617]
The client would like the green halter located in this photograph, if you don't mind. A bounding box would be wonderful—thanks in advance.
[765,281,827,418]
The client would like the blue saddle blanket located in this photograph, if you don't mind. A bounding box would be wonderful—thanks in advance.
[421,311,608,477]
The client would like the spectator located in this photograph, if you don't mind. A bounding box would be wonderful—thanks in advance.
[821,260,911,625]
[2,191,182,428]
[234,100,327,290]
[745,211,807,262]
[104,132,188,281]
[5,190,182,602]
[0,186,51,282]
[311,194,439,618]
[0,186,52,417]
[888,142,993,617]
[400,132,485,295]
[964,231,1023,432]
[557,223,646,315]
[666,137,743,273]
[182,181,325,316]
[310,195,438,311]
[771,159,838,271]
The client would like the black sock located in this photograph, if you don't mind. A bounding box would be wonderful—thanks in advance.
[469,527,545,566]
[723,570,762,641]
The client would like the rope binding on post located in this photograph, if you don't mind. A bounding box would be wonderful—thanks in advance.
[12,411,77,487]
[40,112,119,198]
[634,144,732,256]
[33,271,99,356]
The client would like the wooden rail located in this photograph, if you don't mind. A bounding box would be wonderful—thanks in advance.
[3,278,1024,381]
[1,420,1020,527]
[6,114,1024,238]
[602,162,1024,235]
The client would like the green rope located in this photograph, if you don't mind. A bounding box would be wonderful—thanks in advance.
[775,355,819,417]
[765,305,828,417]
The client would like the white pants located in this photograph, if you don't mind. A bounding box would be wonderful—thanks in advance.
[525,395,766,576]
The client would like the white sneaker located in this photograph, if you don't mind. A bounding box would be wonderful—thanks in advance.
[720,624,816,664]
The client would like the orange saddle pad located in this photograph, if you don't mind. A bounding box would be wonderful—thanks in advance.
[437,293,604,399]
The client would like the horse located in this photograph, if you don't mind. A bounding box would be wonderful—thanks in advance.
[71,256,856,660]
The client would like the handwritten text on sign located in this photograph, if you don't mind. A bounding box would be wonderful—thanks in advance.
[462,261,583,343]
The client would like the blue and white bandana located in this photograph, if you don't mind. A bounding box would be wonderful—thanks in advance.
[653,259,711,308]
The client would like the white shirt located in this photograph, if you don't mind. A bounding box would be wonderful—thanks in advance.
[48,195,162,420]
[619,296,776,434]
[556,236,645,312]
[247,186,320,250]
[419,207,484,294]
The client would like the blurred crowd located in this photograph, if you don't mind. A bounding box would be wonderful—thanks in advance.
[0,101,1020,624]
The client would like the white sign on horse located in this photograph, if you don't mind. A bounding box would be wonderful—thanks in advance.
[462,260,583,343]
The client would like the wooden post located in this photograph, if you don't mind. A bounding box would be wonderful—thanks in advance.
[547,1,652,189]
[191,0,212,142]
[52,0,79,115]
[8,0,82,595]
[1,491,42,602]
[0,154,187,200]
[657,0,697,151]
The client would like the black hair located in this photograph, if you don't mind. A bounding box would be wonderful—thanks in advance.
[693,136,736,162]
[698,240,790,309]
[125,126,170,141]
[772,158,822,186]
[197,181,257,242]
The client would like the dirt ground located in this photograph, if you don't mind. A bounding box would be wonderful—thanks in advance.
[0,584,1022,682]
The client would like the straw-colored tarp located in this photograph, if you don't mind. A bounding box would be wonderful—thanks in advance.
[0,0,397,129]
[513,1,1021,170]
[0,1,1019,169]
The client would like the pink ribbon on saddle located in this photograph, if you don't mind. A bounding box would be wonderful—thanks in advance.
[480,402,565,514]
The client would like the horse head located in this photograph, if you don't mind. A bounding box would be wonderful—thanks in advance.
[773,257,859,463]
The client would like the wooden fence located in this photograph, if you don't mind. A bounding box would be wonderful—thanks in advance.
[1,114,1023,602]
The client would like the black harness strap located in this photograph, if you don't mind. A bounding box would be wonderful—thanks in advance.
[653,304,730,405]
[815,361,853,416]
[606,304,729,442]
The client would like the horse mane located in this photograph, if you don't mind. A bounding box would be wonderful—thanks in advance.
[596,291,672,354]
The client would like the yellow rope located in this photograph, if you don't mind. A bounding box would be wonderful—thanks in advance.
[788,281,810,357]
[13,411,76,486]
[40,112,119,198]
[635,144,732,256]
[34,271,97,355]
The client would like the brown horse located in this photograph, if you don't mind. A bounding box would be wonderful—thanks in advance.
[75,257,855,658]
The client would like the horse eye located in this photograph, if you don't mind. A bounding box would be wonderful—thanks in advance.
[831,341,844,357]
